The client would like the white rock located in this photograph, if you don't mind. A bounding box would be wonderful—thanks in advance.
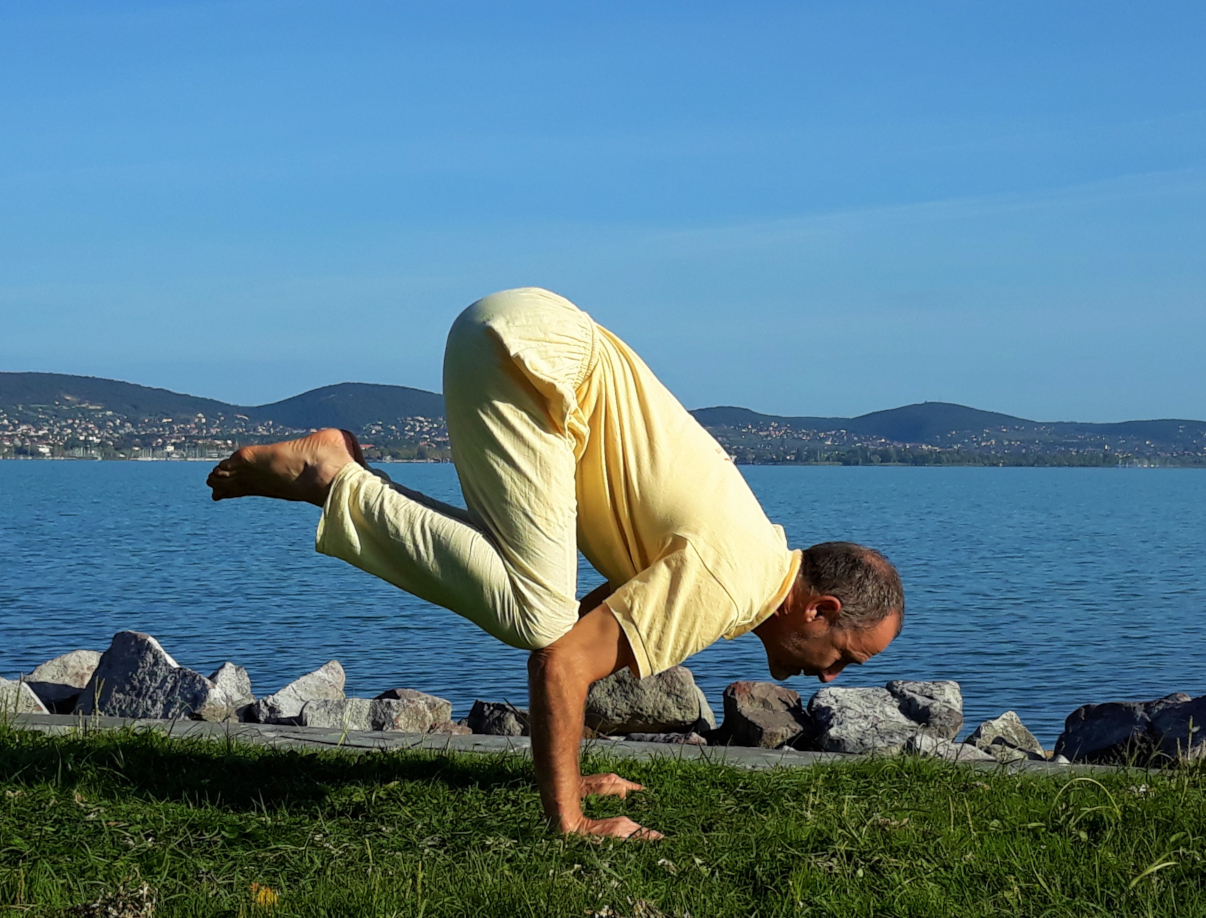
[808,686,919,754]
[908,735,996,762]
[29,649,101,686]
[208,663,255,714]
[249,661,345,724]
[808,680,965,754]
[967,711,1044,761]
[0,676,50,715]
[25,649,103,712]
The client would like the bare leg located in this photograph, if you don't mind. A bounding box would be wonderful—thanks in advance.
[206,428,365,507]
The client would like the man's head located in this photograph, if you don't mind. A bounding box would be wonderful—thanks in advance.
[754,541,904,683]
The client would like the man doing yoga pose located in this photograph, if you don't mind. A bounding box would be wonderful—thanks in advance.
[207,287,904,840]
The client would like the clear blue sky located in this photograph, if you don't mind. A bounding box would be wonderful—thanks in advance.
[2,2,1203,421]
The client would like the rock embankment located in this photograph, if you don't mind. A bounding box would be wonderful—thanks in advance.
[6,630,1204,765]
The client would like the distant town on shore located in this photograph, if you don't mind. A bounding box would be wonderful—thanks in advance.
[2,372,1204,467]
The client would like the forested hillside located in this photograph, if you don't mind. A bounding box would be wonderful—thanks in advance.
[3,373,1204,465]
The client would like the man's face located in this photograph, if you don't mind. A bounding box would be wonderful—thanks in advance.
[762,602,899,683]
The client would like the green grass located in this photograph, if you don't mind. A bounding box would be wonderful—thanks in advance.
[1,720,1205,917]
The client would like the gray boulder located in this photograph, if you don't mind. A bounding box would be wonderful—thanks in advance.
[75,632,235,721]
[907,735,996,763]
[978,743,1032,764]
[1054,693,1199,764]
[624,732,708,746]
[888,680,963,739]
[371,690,453,732]
[25,650,101,713]
[427,721,472,736]
[808,686,918,754]
[808,680,963,754]
[292,691,453,733]
[248,660,345,725]
[585,666,715,735]
[966,711,1044,763]
[298,698,373,730]
[0,676,50,715]
[715,682,811,748]
[1151,695,1206,760]
[208,664,255,718]
[467,700,528,736]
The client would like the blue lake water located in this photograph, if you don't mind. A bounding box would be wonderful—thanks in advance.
[1,461,1204,744]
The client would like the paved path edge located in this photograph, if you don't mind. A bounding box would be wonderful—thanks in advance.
[5,712,1119,775]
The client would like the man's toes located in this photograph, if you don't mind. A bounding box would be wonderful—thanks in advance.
[340,430,367,467]
[206,470,238,494]
[210,477,251,501]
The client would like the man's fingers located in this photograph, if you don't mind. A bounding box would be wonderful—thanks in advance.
[574,816,663,841]
[580,773,647,799]
[601,775,644,799]
[626,825,664,841]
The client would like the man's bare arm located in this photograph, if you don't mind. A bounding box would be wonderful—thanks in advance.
[527,604,662,839]
[577,582,612,618]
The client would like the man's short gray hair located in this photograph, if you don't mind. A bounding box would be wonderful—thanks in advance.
[800,541,904,634]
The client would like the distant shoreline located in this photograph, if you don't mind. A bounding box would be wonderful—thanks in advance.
[0,456,451,464]
[2,456,1200,469]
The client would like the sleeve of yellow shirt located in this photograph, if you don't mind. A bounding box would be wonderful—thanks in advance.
[603,537,740,678]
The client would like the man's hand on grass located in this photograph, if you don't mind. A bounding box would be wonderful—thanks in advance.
[580,773,645,800]
[566,815,664,841]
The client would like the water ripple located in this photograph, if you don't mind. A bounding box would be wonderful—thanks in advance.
[1,463,1204,744]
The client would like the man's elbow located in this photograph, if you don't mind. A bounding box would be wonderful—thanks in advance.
[528,644,569,685]
[527,643,591,695]
[528,605,633,689]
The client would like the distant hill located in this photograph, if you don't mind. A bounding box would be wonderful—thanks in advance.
[0,372,237,422]
[691,401,1206,447]
[691,402,1029,441]
[842,402,1027,443]
[689,406,843,430]
[3,372,1204,449]
[248,383,444,430]
[0,372,443,428]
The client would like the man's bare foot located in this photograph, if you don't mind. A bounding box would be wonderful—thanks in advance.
[206,429,366,507]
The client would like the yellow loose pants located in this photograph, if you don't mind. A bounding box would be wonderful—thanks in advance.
[316,287,799,670]
[315,288,594,651]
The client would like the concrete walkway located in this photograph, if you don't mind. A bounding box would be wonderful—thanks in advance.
[8,712,1109,775]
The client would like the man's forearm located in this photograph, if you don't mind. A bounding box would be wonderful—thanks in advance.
[526,603,642,836]
[577,582,612,618]
[527,647,591,831]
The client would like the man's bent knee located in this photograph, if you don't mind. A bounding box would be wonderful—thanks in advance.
[504,616,575,653]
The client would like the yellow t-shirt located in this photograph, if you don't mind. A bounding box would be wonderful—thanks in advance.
[570,324,801,677]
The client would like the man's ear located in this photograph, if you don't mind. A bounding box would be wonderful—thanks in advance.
[809,594,843,626]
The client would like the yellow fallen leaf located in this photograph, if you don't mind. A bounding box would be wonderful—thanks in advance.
[250,883,279,907]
